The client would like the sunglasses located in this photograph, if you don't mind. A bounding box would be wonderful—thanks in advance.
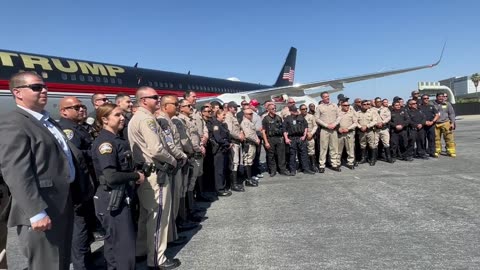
[410,102,417,105]
[422,97,429,100]
[341,104,350,107]
[300,108,307,111]
[181,104,192,108]
[245,113,253,115]
[95,98,110,102]
[203,110,212,113]
[63,104,87,111]
[15,84,47,91]
[141,95,159,100]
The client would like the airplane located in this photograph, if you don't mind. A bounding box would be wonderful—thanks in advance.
[0,46,444,119]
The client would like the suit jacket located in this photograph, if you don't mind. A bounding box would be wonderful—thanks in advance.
[0,108,93,227]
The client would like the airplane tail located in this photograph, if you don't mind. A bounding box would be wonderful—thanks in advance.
[274,47,297,87]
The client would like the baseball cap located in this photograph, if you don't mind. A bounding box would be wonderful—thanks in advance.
[227,101,239,108]
[249,99,260,107]
[289,105,298,112]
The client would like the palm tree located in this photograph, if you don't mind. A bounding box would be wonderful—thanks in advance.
[471,73,480,99]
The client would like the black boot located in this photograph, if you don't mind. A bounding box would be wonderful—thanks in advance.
[309,156,318,173]
[176,197,199,231]
[369,148,377,166]
[245,166,258,187]
[231,171,245,192]
[385,147,394,163]
[359,149,367,164]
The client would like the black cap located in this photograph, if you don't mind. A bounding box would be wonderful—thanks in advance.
[339,97,350,103]
[393,96,401,102]
[227,101,239,108]
[337,93,345,100]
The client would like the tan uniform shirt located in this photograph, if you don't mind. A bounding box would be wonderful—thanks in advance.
[375,106,391,125]
[304,113,318,136]
[172,115,194,155]
[315,103,341,127]
[280,106,291,119]
[357,109,377,128]
[156,111,187,160]
[178,113,203,153]
[225,112,243,141]
[241,117,258,144]
[192,108,208,141]
[128,107,176,166]
[338,109,358,131]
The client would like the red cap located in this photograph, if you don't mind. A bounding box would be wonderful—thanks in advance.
[250,99,260,107]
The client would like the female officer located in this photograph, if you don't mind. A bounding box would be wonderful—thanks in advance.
[209,109,232,196]
[92,104,145,270]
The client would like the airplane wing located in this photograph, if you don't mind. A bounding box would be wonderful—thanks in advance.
[240,44,445,101]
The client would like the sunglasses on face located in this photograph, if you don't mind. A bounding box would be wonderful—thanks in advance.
[63,104,87,111]
[341,104,349,107]
[181,104,192,108]
[300,108,307,111]
[95,98,109,102]
[422,97,429,100]
[15,83,47,91]
[141,95,159,100]
[203,110,211,113]
[245,113,253,115]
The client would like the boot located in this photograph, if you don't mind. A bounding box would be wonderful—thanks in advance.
[359,149,367,164]
[231,171,245,192]
[309,155,318,173]
[176,197,198,231]
[245,166,258,187]
[385,147,394,163]
[369,148,377,166]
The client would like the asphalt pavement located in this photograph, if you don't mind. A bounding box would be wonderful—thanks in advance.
[6,115,480,270]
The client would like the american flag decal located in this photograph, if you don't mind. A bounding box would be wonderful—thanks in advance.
[282,66,295,82]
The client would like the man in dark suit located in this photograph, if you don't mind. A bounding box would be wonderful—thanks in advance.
[0,71,92,270]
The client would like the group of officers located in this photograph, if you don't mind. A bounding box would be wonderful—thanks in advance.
[0,71,457,270]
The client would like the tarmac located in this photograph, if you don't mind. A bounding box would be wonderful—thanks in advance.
[6,115,480,270]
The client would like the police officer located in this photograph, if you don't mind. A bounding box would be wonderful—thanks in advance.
[407,99,428,159]
[419,94,439,157]
[92,104,144,270]
[284,105,314,175]
[337,98,358,169]
[373,97,393,163]
[433,93,456,157]
[128,87,181,269]
[357,100,377,165]
[250,99,264,180]
[209,109,233,196]
[225,101,246,192]
[300,104,318,172]
[86,93,110,126]
[262,104,291,177]
[390,101,410,162]
[58,97,98,270]
[241,108,260,186]
[155,96,193,244]
[316,91,341,172]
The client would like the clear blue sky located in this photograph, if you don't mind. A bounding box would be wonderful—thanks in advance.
[2,0,478,101]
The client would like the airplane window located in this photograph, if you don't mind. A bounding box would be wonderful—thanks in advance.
[87,76,93,82]
[41,72,48,79]
[169,83,173,88]
[61,73,68,80]
[148,81,153,87]
[179,83,182,89]
[187,85,191,90]
[71,74,76,81]
[103,77,108,83]
[110,78,115,84]
[154,82,158,87]
[79,75,85,82]
[118,78,123,85]
[96,77,101,83]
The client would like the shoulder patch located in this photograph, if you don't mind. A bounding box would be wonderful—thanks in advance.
[213,125,219,131]
[146,119,157,133]
[99,142,113,155]
[63,129,74,140]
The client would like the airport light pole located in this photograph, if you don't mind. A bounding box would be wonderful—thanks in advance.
[471,73,480,100]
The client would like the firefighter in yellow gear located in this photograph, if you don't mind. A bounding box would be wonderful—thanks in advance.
[432,93,456,157]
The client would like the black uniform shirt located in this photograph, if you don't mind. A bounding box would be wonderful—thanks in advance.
[419,103,438,121]
[407,109,426,127]
[262,114,284,137]
[209,118,231,149]
[58,117,94,160]
[284,114,307,136]
[390,109,410,129]
[92,129,134,179]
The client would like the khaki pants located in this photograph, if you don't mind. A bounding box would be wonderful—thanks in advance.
[338,132,355,166]
[243,143,256,166]
[435,121,456,155]
[374,128,390,148]
[229,143,241,171]
[187,157,203,192]
[136,172,172,267]
[307,138,315,156]
[359,130,375,149]
[319,129,339,168]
